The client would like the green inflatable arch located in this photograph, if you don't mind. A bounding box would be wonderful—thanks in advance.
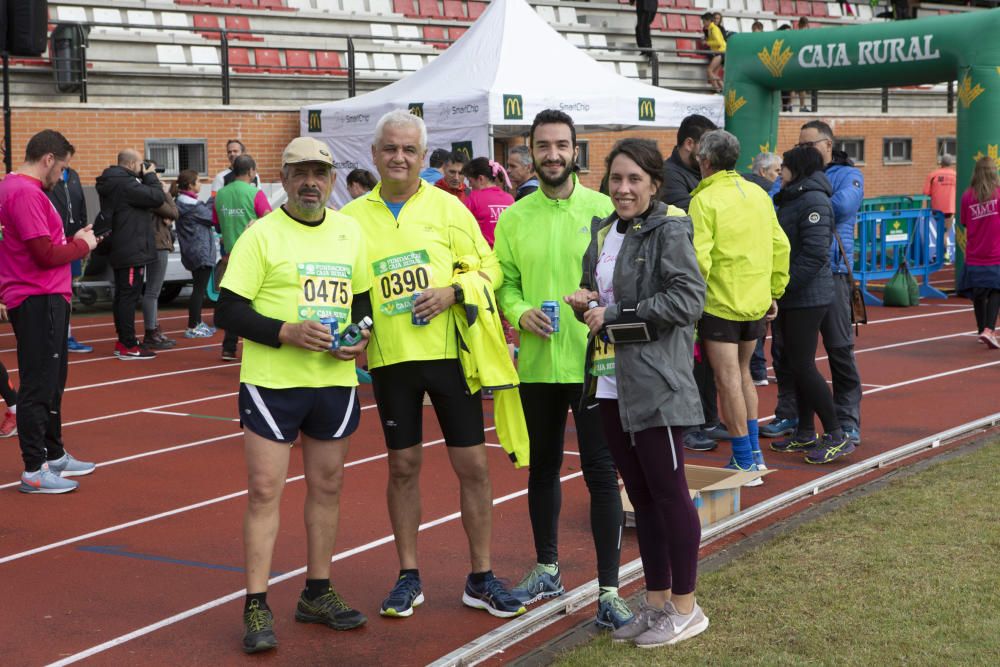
[724,10,1000,273]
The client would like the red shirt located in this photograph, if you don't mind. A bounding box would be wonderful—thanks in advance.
[961,187,1000,266]
[464,186,514,247]
[0,174,75,309]
[923,167,957,215]
[435,178,467,203]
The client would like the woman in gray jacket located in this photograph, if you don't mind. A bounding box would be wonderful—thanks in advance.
[171,170,218,338]
[566,138,708,648]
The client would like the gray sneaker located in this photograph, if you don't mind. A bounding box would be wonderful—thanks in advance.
[47,453,96,478]
[511,564,564,605]
[634,601,709,648]
[19,467,78,494]
[611,598,664,642]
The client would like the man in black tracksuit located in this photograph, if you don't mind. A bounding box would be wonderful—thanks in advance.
[96,149,165,359]
[656,114,725,452]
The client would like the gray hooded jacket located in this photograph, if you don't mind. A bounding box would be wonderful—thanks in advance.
[578,200,706,432]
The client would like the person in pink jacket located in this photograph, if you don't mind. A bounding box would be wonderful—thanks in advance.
[959,157,1000,348]
[462,157,514,248]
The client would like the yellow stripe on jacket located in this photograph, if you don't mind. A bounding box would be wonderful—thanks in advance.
[452,255,529,468]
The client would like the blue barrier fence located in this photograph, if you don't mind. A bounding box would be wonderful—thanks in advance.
[855,208,948,306]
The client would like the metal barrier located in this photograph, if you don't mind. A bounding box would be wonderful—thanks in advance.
[856,207,948,305]
[861,195,930,212]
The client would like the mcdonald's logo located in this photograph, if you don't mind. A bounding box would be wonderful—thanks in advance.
[638,98,655,121]
[451,141,473,161]
[307,110,322,133]
[408,102,424,118]
[503,94,523,120]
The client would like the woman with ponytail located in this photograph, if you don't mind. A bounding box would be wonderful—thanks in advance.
[462,157,514,247]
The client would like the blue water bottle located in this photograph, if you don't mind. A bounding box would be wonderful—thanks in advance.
[319,316,340,350]
[542,300,559,333]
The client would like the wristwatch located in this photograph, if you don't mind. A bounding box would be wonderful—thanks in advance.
[451,283,465,304]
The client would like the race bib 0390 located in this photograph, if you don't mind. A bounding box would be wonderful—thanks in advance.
[373,250,432,316]
[297,262,352,322]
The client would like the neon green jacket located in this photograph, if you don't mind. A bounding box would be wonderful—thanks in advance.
[689,170,790,321]
[494,176,613,383]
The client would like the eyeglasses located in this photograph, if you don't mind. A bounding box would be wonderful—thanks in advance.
[795,139,830,149]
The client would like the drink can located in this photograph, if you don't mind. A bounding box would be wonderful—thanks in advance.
[319,316,340,350]
[542,300,559,333]
[411,292,429,326]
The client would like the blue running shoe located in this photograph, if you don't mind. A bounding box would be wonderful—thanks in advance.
[66,336,93,353]
[805,433,856,465]
[759,417,798,438]
[462,574,526,618]
[596,591,635,630]
[770,433,817,453]
[724,458,763,487]
[380,574,424,618]
[511,563,564,605]
[843,427,861,447]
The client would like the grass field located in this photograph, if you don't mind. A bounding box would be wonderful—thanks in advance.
[556,441,1000,666]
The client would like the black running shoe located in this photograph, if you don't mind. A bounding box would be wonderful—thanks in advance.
[242,599,277,654]
[295,586,367,630]
[770,433,817,453]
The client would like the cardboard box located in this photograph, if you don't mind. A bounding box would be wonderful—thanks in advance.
[621,464,771,528]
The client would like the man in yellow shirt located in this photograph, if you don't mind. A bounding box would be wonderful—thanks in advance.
[215,137,372,653]
[341,110,525,621]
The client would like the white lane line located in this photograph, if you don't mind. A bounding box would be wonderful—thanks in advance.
[0,314,190,339]
[45,465,577,667]
[63,392,238,428]
[0,427,496,566]
[861,383,885,389]
[67,364,237,393]
[143,409,240,421]
[6,343,234,374]
[865,307,971,324]
[0,327,199,356]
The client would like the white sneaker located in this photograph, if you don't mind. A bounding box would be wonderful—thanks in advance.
[634,601,709,648]
[47,453,96,477]
[19,466,79,494]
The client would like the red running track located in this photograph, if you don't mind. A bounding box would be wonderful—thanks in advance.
[0,299,996,666]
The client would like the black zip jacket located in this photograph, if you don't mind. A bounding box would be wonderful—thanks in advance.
[47,167,88,236]
[656,146,702,212]
[95,165,165,269]
[773,171,835,310]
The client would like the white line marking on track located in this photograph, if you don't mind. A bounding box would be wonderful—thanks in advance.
[1,327,203,356]
[0,314,190,339]
[62,392,238,427]
[143,409,241,421]
[1,426,495,565]
[44,464,578,667]
[66,364,237,393]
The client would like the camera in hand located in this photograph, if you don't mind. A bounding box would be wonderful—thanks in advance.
[142,160,166,174]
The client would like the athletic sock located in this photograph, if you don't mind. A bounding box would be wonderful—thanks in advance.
[469,570,493,585]
[747,419,760,453]
[399,568,420,579]
[731,434,754,468]
[245,592,269,612]
[304,578,330,601]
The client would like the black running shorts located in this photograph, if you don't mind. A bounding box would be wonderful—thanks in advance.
[698,312,768,343]
[239,383,360,443]
[370,359,484,450]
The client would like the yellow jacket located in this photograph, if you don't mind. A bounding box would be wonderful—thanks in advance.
[452,255,530,468]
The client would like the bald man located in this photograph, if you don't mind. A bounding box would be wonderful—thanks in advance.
[96,149,167,359]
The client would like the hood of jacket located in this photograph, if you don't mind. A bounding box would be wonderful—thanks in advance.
[828,149,855,169]
[774,171,833,206]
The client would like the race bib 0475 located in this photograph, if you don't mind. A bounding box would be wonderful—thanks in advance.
[297,262,352,322]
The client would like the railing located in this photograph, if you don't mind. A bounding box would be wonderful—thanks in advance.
[4,20,959,112]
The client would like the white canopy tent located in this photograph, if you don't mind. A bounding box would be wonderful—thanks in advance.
[301,0,723,205]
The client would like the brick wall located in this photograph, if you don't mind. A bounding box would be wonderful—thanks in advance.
[7,108,300,184]
[9,108,956,198]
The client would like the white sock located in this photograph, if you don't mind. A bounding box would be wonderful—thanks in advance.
[8,405,16,414]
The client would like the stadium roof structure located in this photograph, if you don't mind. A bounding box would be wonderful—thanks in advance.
[301,0,723,204]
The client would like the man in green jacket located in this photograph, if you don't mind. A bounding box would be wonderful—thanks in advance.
[689,130,790,483]
[215,154,272,360]
[495,110,633,630]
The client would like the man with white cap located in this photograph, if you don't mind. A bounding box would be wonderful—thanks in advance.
[215,136,373,653]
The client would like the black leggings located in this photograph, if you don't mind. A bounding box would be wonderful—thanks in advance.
[519,383,622,588]
[775,306,840,435]
[189,266,213,328]
[599,402,701,595]
[972,287,1000,333]
[0,361,17,406]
